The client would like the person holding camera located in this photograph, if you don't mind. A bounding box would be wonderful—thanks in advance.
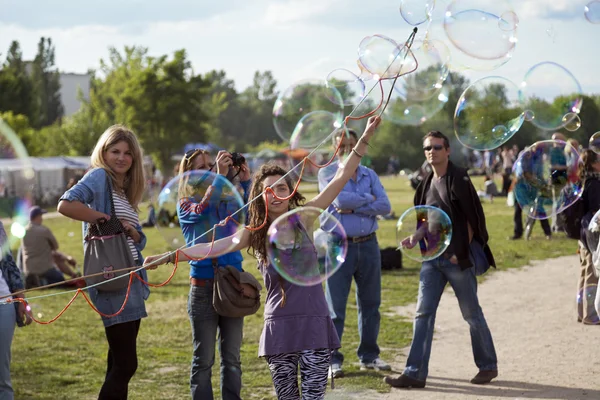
[176,148,251,400]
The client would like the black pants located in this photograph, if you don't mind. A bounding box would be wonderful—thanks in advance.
[514,203,551,237]
[99,319,141,400]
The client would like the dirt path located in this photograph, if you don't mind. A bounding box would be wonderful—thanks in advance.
[328,255,600,400]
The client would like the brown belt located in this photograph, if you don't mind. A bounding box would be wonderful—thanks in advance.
[190,278,214,287]
[347,232,376,244]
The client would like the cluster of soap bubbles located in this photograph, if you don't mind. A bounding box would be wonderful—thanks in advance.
[266,0,596,268]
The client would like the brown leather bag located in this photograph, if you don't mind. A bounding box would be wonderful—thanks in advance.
[213,265,262,317]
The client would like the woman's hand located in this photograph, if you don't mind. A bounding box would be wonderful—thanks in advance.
[143,252,171,269]
[238,161,251,182]
[215,151,233,176]
[121,221,141,243]
[361,115,382,142]
[17,300,33,326]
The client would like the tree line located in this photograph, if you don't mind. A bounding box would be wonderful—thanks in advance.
[1,38,599,173]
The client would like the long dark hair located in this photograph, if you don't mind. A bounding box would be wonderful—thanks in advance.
[578,149,599,181]
[247,163,306,261]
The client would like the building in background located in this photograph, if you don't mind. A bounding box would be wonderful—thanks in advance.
[59,72,91,116]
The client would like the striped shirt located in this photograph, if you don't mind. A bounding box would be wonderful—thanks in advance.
[112,190,140,260]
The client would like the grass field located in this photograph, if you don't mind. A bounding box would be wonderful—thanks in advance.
[8,175,577,399]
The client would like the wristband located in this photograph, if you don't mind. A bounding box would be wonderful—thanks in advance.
[352,148,364,158]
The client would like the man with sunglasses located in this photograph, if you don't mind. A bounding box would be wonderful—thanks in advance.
[318,128,392,379]
[385,131,498,389]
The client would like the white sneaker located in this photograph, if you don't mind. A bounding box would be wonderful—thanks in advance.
[328,363,344,378]
[360,358,391,371]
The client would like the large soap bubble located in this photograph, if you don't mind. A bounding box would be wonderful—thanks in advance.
[520,62,583,131]
[454,76,524,150]
[156,170,246,252]
[397,205,453,262]
[267,206,347,286]
[273,79,344,142]
[443,0,518,71]
[512,140,581,220]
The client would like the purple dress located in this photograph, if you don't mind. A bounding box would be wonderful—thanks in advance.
[258,261,340,356]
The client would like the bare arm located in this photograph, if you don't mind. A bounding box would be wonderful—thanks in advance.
[57,200,110,224]
[306,116,381,211]
[143,228,251,268]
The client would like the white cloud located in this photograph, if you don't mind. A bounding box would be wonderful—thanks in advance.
[516,0,580,19]
[264,0,340,25]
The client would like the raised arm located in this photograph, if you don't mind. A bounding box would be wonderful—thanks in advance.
[307,116,381,211]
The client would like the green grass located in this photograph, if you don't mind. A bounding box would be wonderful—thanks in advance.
[9,175,576,399]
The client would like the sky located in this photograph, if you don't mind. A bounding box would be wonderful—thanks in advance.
[0,0,599,97]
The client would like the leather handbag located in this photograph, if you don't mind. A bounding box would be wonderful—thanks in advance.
[213,264,262,318]
[83,176,135,292]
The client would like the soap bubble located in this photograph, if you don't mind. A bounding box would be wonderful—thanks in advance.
[273,80,344,142]
[397,205,453,262]
[562,113,581,132]
[399,0,436,26]
[290,110,343,150]
[443,0,518,71]
[358,34,417,79]
[512,140,581,220]
[520,62,583,131]
[326,68,366,106]
[454,76,525,150]
[156,170,246,253]
[589,132,600,154]
[585,1,600,24]
[267,207,347,286]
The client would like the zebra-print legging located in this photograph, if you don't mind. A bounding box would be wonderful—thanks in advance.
[265,348,330,400]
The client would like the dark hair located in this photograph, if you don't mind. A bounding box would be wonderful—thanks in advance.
[247,163,306,261]
[423,131,450,149]
[332,128,358,145]
[578,149,599,181]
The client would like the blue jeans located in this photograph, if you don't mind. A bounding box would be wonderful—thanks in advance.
[404,257,497,381]
[0,303,16,400]
[326,235,381,365]
[188,285,243,400]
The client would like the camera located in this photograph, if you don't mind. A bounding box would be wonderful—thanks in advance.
[230,152,246,168]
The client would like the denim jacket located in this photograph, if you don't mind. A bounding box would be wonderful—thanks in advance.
[0,222,25,323]
[59,167,150,299]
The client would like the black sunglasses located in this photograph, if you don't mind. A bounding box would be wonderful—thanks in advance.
[184,149,215,171]
[423,144,445,152]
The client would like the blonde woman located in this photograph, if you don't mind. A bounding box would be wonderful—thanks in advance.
[58,125,149,399]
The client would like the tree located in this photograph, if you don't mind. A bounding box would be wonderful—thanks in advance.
[0,41,34,119]
[238,71,279,148]
[30,37,63,128]
[86,46,214,171]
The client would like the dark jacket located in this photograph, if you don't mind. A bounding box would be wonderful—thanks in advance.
[581,176,600,249]
[414,161,496,270]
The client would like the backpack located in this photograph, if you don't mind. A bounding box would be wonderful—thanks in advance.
[556,185,585,240]
[380,247,403,270]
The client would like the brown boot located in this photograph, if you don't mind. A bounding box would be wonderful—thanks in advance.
[383,374,426,388]
[470,370,498,384]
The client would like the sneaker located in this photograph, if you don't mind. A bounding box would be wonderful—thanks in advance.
[470,370,498,384]
[360,358,391,371]
[383,374,426,388]
[328,363,344,378]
